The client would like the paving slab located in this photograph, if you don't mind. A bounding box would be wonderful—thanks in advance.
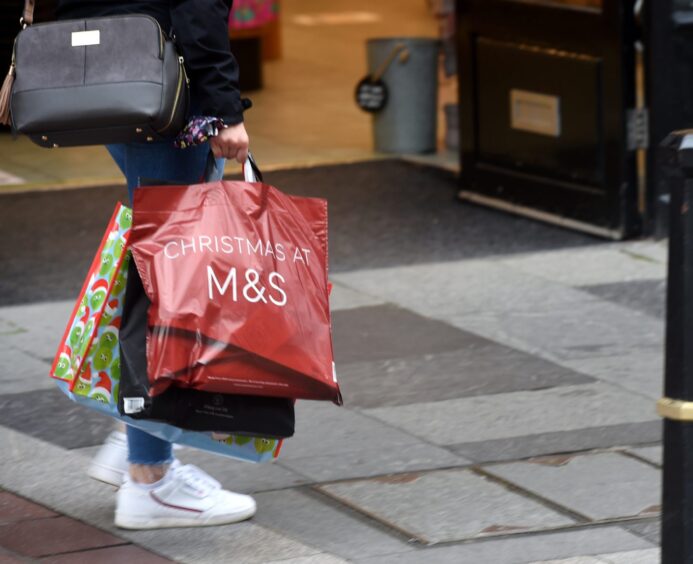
[627,446,662,467]
[253,488,415,561]
[532,548,660,564]
[280,401,465,481]
[0,388,113,449]
[498,243,667,287]
[448,300,663,363]
[0,300,73,363]
[580,279,666,320]
[0,492,57,524]
[328,281,384,311]
[264,556,349,564]
[126,524,321,564]
[318,468,575,545]
[279,442,465,483]
[332,260,600,320]
[0,550,24,564]
[331,304,476,365]
[620,520,660,546]
[450,421,662,464]
[364,383,658,446]
[40,545,174,564]
[0,516,126,558]
[281,401,439,459]
[353,526,654,564]
[531,558,602,564]
[487,452,661,521]
[597,548,660,563]
[0,346,55,394]
[339,344,593,409]
[561,350,663,401]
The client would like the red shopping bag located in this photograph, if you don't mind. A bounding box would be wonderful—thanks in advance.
[129,171,341,404]
[146,327,323,398]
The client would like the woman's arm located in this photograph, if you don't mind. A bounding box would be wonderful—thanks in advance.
[171,0,243,124]
[171,0,249,162]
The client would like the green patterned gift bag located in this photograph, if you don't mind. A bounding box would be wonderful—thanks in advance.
[50,203,132,405]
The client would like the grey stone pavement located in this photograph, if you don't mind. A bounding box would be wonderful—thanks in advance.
[0,157,669,564]
[0,236,667,563]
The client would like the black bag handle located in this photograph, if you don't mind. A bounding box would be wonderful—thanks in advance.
[204,150,263,183]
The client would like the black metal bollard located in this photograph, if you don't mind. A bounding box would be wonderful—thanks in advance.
[658,130,693,564]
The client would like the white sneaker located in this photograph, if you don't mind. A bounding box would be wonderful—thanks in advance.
[87,431,129,486]
[115,463,257,529]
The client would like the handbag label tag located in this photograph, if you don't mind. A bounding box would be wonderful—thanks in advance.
[71,30,100,47]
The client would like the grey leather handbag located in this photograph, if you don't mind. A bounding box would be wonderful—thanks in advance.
[0,0,189,148]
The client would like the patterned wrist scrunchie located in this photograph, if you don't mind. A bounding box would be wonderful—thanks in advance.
[174,98,253,149]
[174,116,227,149]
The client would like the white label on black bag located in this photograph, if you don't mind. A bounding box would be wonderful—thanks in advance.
[123,397,145,414]
[72,30,101,47]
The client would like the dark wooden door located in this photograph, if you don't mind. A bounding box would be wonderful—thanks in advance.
[457,0,639,238]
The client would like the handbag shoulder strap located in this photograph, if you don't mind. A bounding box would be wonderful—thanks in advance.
[22,0,35,26]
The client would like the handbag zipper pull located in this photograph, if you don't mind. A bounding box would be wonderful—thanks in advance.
[179,56,189,85]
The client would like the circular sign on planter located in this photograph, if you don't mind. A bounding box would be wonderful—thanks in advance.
[355,76,388,113]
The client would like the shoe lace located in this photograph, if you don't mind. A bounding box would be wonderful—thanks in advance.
[173,464,222,495]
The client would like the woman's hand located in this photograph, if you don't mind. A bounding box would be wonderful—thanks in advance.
[209,122,249,163]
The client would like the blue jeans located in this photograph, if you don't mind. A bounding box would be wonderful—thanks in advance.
[107,140,225,202]
[107,139,225,465]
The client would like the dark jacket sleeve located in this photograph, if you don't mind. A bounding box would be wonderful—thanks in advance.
[170,0,244,124]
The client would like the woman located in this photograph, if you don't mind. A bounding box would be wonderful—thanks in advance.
[56,0,257,529]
